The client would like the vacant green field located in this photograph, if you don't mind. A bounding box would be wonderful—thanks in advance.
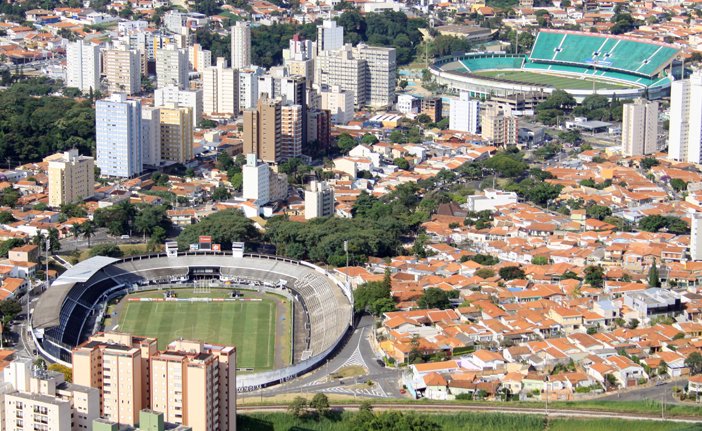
[473,70,633,90]
[117,293,277,370]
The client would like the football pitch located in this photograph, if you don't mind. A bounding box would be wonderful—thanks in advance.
[117,292,279,370]
[473,70,633,90]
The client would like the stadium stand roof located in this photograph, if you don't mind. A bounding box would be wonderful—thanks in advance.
[33,257,119,329]
[528,29,679,77]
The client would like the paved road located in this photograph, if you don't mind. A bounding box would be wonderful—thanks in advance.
[243,314,403,399]
[597,380,687,404]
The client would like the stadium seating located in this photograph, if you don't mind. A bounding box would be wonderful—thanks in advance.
[461,55,524,72]
[528,31,678,77]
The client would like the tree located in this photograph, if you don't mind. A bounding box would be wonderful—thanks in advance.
[586,205,612,221]
[584,265,604,288]
[211,185,231,201]
[134,205,170,237]
[640,157,659,170]
[89,244,123,258]
[639,215,689,234]
[470,254,499,265]
[361,133,379,145]
[670,178,687,193]
[0,299,21,324]
[686,352,702,375]
[648,259,660,287]
[336,133,356,153]
[47,228,60,253]
[81,221,95,247]
[309,393,330,417]
[177,209,260,251]
[417,287,452,309]
[531,256,549,265]
[288,396,308,418]
[354,280,392,315]
[393,157,410,170]
[627,318,640,329]
[475,268,496,279]
[499,266,526,281]
[0,211,15,224]
[48,363,72,382]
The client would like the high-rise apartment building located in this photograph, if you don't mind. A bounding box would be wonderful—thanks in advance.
[203,57,239,116]
[622,98,659,157]
[103,45,141,95]
[284,34,314,87]
[280,75,307,144]
[96,94,143,178]
[481,103,519,147]
[669,70,702,163]
[66,40,101,93]
[141,106,161,167]
[73,333,158,427]
[231,21,251,70]
[449,91,480,134]
[321,85,354,125]
[159,104,193,164]
[315,44,396,108]
[188,43,212,72]
[239,66,263,110]
[305,180,334,219]
[242,153,270,205]
[150,340,236,431]
[281,104,303,160]
[4,358,100,431]
[154,86,203,127]
[243,94,282,163]
[692,212,702,261]
[155,45,189,89]
[308,109,331,149]
[45,149,95,208]
[316,20,344,55]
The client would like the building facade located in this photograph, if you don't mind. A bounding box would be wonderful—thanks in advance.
[622,98,658,157]
[669,70,702,163]
[231,21,251,70]
[243,94,282,163]
[159,105,194,164]
[202,57,238,117]
[66,40,100,94]
[46,149,95,208]
[305,180,334,219]
[154,86,203,128]
[449,91,480,134]
[96,94,143,178]
[103,45,141,95]
[155,46,189,90]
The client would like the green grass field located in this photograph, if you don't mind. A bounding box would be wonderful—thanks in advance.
[473,70,633,90]
[117,292,277,370]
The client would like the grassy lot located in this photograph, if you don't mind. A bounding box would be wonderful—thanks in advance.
[472,70,633,90]
[116,291,277,370]
[237,412,699,431]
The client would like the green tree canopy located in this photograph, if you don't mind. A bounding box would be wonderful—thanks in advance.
[177,209,260,250]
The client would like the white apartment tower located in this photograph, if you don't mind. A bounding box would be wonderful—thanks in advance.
[141,106,161,167]
[102,45,141,95]
[203,57,239,116]
[321,85,354,125]
[449,91,480,134]
[305,180,335,219]
[239,66,263,110]
[355,44,396,108]
[622,98,659,157]
[242,154,270,205]
[66,40,100,93]
[316,20,344,55]
[154,85,203,127]
[692,212,702,261]
[231,21,251,70]
[669,70,702,163]
[189,43,212,72]
[155,45,189,89]
[95,94,143,177]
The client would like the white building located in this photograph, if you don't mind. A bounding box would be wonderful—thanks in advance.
[316,20,344,55]
[155,45,189,89]
[189,43,212,72]
[96,93,143,177]
[141,106,161,167]
[305,180,335,219]
[203,57,239,117]
[66,40,100,94]
[397,94,419,114]
[449,91,480,134]
[669,70,702,163]
[242,154,269,205]
[4,359,100,431]
[691,212,702,261]
[355,44,396,108]
[239,66,263,111]
[466,189,518,212]
[154,85,203,127]
[231,21,251,70]
[102,45,141,95]
[622,98,658,157]
[321,85,354,124]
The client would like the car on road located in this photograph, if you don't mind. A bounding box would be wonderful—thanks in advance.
[120,235,130,239]
[376,359,385,367]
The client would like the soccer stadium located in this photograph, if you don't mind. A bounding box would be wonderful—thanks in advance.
[430,29,681,101]
[30,244,353,391]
